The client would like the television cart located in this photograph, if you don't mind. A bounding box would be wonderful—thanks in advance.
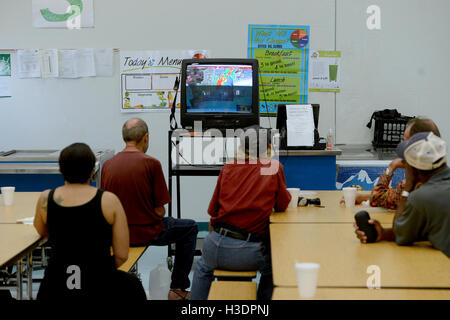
[167,130,223,270]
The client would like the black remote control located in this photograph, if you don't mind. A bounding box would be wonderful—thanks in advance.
[354,210,378,243]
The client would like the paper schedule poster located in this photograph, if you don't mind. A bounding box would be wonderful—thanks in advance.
[39,49,59,78]
[94,48,113,77]
[17,50,41,78]
[120,50,210,112]
[248,24,310,116]
[17,48,111,79]
[309,50,341,92]
[32,0,95,28]
[59,48,96,78]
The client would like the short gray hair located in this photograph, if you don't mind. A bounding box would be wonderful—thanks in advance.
[122,118,148,142]
[239,125,271,159]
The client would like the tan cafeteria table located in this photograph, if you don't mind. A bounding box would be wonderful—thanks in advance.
[270,223,450,288]
[270,191,395,224]
[0,192,40,224]
[117,246,148,273]
[272,287,450,300]
[0,224,44,300]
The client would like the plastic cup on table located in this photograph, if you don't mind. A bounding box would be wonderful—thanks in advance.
[295,262,320,299]
[287,188,301,208]
[1,186,15,206]
[342,187,357,208]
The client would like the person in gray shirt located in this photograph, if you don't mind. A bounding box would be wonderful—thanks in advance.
[355,131,450,258]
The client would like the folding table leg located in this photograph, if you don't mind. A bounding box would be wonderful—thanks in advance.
[26,253,33,300]
[16,260,23,300]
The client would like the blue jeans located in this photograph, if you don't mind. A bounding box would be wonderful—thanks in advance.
[189,230,273,300]
[148,217,198,290]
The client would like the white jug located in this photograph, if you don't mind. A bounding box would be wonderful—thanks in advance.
[149,263,171,300]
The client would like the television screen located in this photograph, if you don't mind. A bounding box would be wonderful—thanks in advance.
[185,64,254,114]
[180,58,259,131]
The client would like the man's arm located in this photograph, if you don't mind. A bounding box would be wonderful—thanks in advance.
[390,163,427,245]
[393,161,419,222]
[370,158,404,209]
[150,160,171,218]
[154,206,165,218]
[274,164,291,212]
[207,171,222,218]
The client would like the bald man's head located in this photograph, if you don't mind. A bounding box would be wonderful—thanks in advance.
[122,118,149,143]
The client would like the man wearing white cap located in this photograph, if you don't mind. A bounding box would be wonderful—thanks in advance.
[355,131,450,258]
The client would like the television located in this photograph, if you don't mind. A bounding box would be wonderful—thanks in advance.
[180,59,260,132]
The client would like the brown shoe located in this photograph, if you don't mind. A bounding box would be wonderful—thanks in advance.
[168,289,190,300]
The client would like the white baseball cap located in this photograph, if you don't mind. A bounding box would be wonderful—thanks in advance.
[396,132,447,170]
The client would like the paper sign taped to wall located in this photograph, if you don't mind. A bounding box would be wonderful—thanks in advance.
[286,104,314,146]
[17,50,41,78]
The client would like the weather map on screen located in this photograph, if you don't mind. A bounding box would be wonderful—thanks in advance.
[185,64,253,113]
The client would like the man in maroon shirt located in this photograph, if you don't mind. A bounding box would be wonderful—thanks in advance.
[101,118,198,300]
[189,126,291,300]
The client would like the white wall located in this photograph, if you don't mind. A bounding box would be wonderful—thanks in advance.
[336,0,450,143]
[1,0,449,222]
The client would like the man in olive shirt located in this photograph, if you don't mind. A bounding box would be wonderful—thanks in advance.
[355,132,450,257]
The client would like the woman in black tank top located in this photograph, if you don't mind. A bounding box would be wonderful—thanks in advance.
[34,143,146,300]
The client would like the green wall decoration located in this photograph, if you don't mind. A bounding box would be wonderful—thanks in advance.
[40,0,83,22]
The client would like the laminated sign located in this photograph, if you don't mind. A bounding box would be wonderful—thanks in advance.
[248,24,310,115]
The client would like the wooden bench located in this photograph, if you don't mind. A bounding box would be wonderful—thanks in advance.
[208,281,257,300]
[213,269,257,281]
[117,246,148,273]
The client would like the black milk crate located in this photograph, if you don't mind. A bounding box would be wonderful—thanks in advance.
[372,116,413,149]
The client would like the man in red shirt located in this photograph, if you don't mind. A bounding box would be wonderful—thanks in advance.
[189,126,291,300]
[101,118,198,300]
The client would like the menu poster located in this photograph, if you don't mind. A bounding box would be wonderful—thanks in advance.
[248,24,310,116]
[119,50,210,113]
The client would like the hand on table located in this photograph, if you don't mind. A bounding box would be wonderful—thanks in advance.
[353,219,384,243]
[340,193,370,205]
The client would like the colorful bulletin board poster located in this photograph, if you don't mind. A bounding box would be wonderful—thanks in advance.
[120,50,210,112]
[0,54,12,98]
[309,50,341,92]
[248,24,310,116]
